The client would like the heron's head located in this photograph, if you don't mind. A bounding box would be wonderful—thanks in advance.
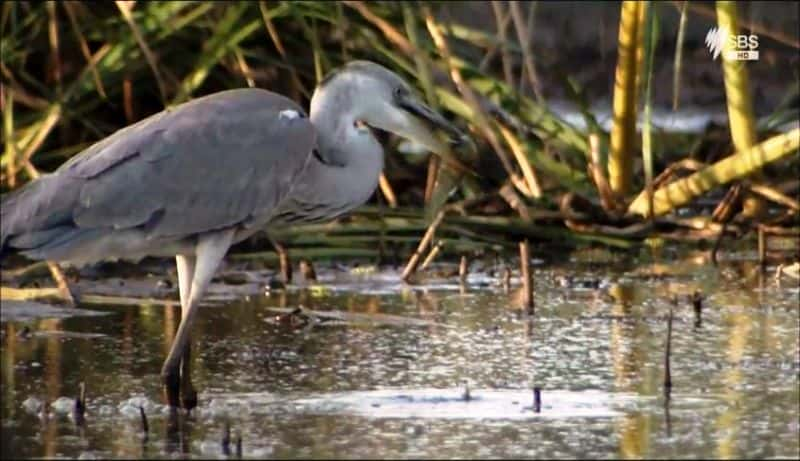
[311,61,467,156]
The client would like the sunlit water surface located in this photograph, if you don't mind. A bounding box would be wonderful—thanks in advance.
[2,252,798,459]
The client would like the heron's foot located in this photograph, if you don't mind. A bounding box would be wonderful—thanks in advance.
[162,369,181,408]
[180,370,197,411]
[181,386,198,412]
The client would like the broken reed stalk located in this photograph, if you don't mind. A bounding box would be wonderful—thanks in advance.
[519,239,533,314]
[299,259,317,282]
[47,262,76,306]
[716,0,764,219]
[508,0,543,101]
[664,308,673,399]
[424,156,440,204]
[588,133,619,213]
[402,210,446,281]
[422,7,522,202]
[497,123,542,198]
[378,172,398,208]
[419,239,444,272]
[627,129,800,217]
[459,255,469,283]
[710,184,742,265]
[489,1,514,86]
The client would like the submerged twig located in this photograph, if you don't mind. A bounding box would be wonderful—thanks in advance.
[664,308,673,400]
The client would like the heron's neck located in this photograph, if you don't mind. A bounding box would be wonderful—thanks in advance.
[297,89,383,206]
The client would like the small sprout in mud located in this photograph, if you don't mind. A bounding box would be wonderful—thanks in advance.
[299,259,317,282]
[502,267,512,291]
[462,381,471,402]
[459,255,469,283]
[533,387,542,413]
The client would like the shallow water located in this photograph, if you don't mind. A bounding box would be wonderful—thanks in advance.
[1,252,799,459]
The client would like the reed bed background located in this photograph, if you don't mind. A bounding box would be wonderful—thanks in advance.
[1,1,798,271]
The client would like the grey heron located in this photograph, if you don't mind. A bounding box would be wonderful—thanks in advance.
[0,61,465,407]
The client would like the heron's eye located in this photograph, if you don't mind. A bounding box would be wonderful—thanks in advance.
[393,87,405,99]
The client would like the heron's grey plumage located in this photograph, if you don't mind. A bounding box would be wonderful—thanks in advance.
[2,89,316,263]
[0,60,465,405]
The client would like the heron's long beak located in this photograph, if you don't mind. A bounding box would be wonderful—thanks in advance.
[396,93,468,153]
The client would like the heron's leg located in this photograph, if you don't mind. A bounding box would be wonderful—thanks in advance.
[162,229,234,407]
[175,255,198,410]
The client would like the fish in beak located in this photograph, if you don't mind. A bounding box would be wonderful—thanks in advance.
[392,89,471,156]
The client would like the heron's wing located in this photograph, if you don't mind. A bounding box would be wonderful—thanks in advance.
[60,88,316,239]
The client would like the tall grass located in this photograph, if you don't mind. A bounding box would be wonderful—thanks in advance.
[1,1,797,258]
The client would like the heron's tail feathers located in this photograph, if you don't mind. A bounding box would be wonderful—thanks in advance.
[1,175,79,261]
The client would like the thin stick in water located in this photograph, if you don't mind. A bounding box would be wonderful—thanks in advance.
[139,405,149,441]
[221,421,231,456]
[420,240,444,272]
[692,290,703,328]
[519,240,533,314]
[459,255,469,283]
[402,210,446,281]
[664,308,673,400]
[73,381,86,426]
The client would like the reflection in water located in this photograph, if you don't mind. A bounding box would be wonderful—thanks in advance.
[608,283,649,459]
[42,319,62,459]
[1,259,798,459]
[715,308,752,460]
